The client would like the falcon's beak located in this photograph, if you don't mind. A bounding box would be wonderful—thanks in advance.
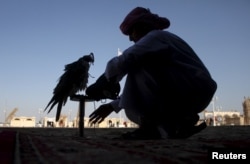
[89,52,94,64]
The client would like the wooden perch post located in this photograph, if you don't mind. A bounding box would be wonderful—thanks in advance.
[70,95,93,137]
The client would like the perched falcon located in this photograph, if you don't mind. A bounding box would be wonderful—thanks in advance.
[45,53,94,121]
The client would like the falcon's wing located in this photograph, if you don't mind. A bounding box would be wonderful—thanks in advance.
[44,53,94,121]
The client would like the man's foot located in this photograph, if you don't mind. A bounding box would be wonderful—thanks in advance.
[167,121,207,139]
[115,114,206,140]
[162,114,207,139]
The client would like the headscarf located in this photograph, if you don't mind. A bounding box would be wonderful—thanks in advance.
[120,7,170,35]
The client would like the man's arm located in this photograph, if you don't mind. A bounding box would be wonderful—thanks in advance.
[110,98,122,113]
[105,30,166,83]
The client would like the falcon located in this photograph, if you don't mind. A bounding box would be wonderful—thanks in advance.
[45,53,94,121]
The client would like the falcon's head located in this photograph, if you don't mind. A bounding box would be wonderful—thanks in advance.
[81,52,94,64]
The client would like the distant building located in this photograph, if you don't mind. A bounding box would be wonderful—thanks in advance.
[39,116,137,128]
[243,97,250,125]
[204,111,243,126]
[10,116,36,127]
[42,116,69,127]
[74,117,138,128]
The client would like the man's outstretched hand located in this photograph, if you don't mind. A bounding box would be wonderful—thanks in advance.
[89,103,114,124]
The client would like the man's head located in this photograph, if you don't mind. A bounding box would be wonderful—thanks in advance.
[120,7,170,42]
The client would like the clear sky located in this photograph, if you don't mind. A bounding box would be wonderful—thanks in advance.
[0,0,250,122]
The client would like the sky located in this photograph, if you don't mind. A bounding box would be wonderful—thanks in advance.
[0,0,250,122]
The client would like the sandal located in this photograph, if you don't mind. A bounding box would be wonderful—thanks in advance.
[168,121,207,139]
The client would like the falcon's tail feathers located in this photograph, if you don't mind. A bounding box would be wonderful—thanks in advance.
[44,98,58,113]
[56,102,63,122]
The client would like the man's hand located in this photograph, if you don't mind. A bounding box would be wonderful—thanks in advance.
[89,103,114,124]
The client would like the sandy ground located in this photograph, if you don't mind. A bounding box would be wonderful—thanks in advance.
[1,126,250,163]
